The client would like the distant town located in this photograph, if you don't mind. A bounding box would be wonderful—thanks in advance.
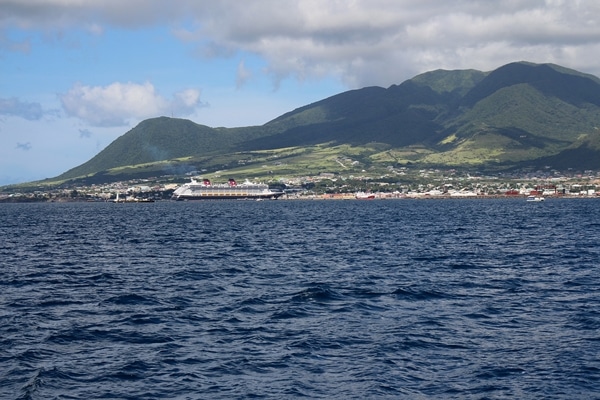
[1,166,599,202]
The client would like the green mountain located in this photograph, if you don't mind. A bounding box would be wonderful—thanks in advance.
[54,61,600,184]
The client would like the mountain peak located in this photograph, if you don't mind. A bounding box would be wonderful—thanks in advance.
[53,61,600,184]
[409,68,487,95]
[461,61,600,107]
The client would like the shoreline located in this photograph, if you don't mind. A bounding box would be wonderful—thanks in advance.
[2,194,600,203]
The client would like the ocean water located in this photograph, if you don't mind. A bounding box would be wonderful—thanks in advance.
[1,198,599,399]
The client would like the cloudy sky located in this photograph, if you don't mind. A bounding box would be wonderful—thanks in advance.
[2,0,600,185]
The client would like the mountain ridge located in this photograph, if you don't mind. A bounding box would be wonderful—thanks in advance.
[51,61,600,184]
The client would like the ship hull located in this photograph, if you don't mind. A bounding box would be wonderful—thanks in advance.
[172,179,284,201]
[174,193,284,200]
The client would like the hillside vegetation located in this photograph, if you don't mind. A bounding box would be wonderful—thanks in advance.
[40,61,600,186]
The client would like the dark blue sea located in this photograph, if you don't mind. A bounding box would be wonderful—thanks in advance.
[1,199,599,399]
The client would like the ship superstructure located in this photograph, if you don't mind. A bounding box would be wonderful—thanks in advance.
[172,178,284,200]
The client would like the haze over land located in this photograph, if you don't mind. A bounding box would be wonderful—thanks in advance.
[2,1,600,185]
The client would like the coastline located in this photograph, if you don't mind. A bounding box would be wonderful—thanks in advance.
[2,193,599,203]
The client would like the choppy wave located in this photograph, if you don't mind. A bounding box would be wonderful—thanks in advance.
[1,199,599,399]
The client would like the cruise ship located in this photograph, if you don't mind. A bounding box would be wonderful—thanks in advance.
[172,178,285,200]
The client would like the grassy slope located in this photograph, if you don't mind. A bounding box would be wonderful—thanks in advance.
[28,62,600,188]
[429,63,600,166]
[56,118,270,181]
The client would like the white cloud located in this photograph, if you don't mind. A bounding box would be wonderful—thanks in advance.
[59,82,202,126]
[0,97,43,120]
[236,59,257,89]
[2,1,600,87]
[193,0,600,87]
[16,141,32,151]
[172,88,202,114]
[78,128,92,138]
[0,0,192,30]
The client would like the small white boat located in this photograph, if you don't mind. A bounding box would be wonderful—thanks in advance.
[526,195,545,202]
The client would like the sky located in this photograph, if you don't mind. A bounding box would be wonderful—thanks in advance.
[2,1,600,186]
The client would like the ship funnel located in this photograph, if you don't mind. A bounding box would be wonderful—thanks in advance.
[229,178,237,187]
[203,179,211,186]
